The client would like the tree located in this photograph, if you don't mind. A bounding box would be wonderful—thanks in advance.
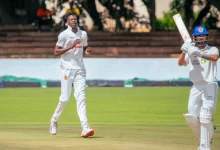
[184,0,193,29]
[154,0,184,30]
[157,0,219,30]
[84,0,103,31]
[143,0,156,31]
[0,0,41,25]
[0,0,15,24]
[193,1,212,27]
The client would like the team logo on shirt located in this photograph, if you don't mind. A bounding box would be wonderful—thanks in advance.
[64,75,68,80]
[201,51,207,64]
[74,36,83,48]
[201,58,206,64]
[192,51,199,57]
[80,36,83,41]
[192,59,200,65]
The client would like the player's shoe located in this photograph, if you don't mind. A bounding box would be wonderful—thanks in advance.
[213,125,216,131]
[209,125,216,144]
[49,121,57,135]
[81,128,94,138]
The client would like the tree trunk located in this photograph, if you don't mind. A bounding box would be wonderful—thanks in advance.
[85,0,103,31]
[184,0,193,29]
[193,2,212,27]
[143,0,156,31]
[0,0,15,24]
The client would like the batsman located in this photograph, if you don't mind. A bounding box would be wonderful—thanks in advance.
[178,25,219,150]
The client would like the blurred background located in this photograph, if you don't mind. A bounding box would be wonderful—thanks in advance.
[0,0,220,31]
[0,0,220,87]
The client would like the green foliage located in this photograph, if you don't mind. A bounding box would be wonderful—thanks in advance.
[204,15,218,29]
[155,0,185,30]
[170,0,185,13]
[155,12,177,30]
[203,7,219,29]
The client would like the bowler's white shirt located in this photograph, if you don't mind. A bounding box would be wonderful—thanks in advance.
[56,26,88,69]
[185,45,219,84]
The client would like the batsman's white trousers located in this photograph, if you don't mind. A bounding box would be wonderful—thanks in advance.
[51,68,89,129]
[187,82,218,150]
[188,82,218,115]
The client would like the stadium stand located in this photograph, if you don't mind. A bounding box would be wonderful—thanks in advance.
[0,25,220,58]
[0,25,220,87]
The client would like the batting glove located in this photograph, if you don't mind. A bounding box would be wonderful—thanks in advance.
[181,42,192,53]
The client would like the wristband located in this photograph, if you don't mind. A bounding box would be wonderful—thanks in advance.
[201,53,210,60]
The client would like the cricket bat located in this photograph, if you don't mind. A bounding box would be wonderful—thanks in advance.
[173,13,192,42]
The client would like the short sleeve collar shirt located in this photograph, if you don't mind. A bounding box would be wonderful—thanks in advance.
[56,26,88,69]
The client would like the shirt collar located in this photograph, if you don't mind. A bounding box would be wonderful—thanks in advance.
[201,45,209,51]
[67,25,80,32]
[67,25,72,31]
[204,45,209,49]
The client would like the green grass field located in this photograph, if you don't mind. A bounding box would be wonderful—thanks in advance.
[0,87,219,150]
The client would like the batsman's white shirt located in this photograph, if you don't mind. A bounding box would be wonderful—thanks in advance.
[185,45,219,84]
[56,26,88,69]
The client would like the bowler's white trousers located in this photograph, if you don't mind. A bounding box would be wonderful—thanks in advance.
[51,68,89,129]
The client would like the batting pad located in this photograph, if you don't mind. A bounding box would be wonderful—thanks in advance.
[184,113,200,139]
[200,107,212,124]
[199,107,214,150]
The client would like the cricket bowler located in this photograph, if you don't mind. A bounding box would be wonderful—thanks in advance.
[178,25,219,150]
[49,12,94,138]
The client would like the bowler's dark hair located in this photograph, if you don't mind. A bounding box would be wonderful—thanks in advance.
[64,12,78,23]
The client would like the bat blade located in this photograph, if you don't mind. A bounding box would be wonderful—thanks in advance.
[173,13,192,42]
